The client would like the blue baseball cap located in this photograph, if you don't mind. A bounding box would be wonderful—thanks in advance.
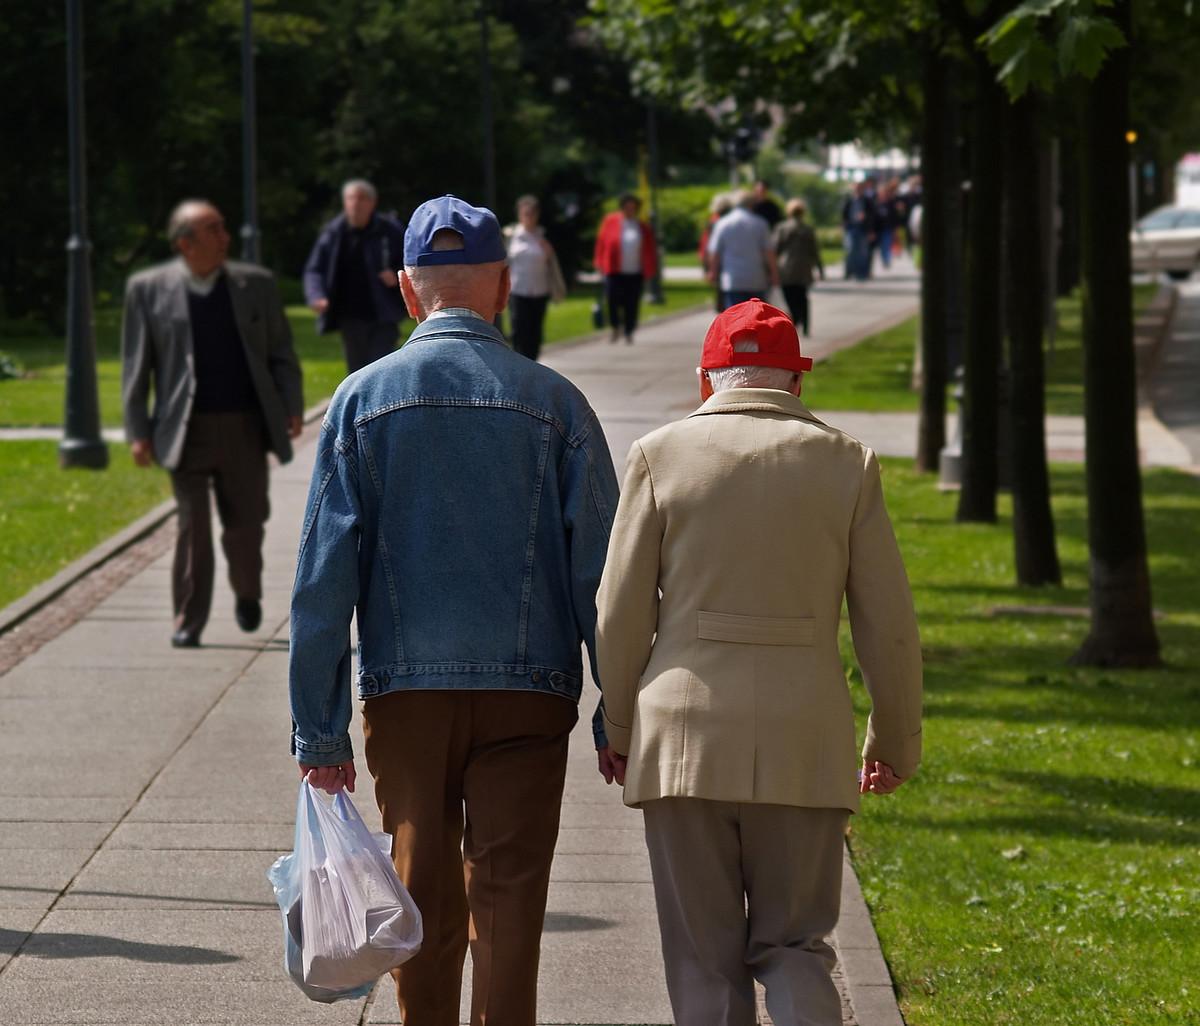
[403,195,507,267]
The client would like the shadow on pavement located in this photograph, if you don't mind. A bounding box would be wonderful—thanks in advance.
[0,926,240,964]
[542,913,616,933]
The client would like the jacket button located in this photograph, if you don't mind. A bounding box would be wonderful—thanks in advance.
[531,671,542,683]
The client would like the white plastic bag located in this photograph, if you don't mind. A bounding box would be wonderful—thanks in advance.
[267,780,422,1002]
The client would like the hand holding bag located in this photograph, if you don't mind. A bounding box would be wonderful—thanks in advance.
[267,781,422,1003]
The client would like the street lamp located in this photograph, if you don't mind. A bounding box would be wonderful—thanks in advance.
[646,102,664,304]
[59,0,108,471]
[240,0,260,262]
[479,0,497,212]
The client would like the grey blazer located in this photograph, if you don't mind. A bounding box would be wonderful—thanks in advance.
[121,258,304,470]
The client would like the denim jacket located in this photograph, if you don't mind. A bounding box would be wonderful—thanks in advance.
[289,313,619,766]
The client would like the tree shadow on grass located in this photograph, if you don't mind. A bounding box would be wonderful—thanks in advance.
[906,768,1200,847]
[0,926,239,964]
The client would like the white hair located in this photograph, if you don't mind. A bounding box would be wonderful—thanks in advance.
[706,338,799,392]
[342,178,377,201]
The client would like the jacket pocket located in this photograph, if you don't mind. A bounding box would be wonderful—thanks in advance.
[697,610,816,646]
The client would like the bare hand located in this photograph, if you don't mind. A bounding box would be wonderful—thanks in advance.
[286,415,303,439]
[311,297,329,314]
[597,745,627,786]
[705,268,717,284]
[300,760,356,795]
[859,760,903,795]
[378,270,398,288]
[131,438,153,467]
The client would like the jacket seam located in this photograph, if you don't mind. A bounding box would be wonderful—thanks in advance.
[352,395,578,444]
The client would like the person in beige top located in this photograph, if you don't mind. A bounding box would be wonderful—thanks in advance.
[595,299,922,1026]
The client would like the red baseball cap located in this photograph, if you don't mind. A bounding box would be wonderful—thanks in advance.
[700,299,814,373]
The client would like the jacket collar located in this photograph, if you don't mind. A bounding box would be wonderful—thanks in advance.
[687,388,825,426]
[406,311,508,347]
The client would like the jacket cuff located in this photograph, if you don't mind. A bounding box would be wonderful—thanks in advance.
[591,703,609,750]
[602,712,633,757]
[861,725,922,780]
[292,730,354,767]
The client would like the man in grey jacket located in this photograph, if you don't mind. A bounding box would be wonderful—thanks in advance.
[121,199,304,648]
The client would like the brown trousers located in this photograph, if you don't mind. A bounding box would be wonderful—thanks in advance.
[643,799,849,1026]
[169,412,269,635]
[362,689,577,1026]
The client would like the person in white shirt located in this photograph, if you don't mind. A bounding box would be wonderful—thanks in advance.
[505,195,565,361]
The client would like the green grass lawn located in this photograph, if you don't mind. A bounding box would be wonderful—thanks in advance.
[0,280,711,428]
[848,458,1200,1025]
[0,442,174,609]
[804,284,1159,416]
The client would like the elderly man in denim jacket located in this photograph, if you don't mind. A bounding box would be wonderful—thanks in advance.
[289,195,619,1026]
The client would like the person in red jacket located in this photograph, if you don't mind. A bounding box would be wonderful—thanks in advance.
[593,193,659,344]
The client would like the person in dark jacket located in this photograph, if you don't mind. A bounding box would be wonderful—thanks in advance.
[773,199,825,336]
[302,179,407,373]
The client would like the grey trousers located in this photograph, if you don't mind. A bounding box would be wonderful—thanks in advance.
[340,319,399,373]
[642,798,849,1026]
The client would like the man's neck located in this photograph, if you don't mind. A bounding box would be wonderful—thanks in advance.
[182,259,224,295]
[423,305,488,323]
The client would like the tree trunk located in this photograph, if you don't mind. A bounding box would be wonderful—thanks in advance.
[916,47,949,472]
[1057,130,1082,297]
[956,52,1004,522]
[1070,0,1161,667]
[1004,93,1061,586]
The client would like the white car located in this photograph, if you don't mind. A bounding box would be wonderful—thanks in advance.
[1130,205,1200,280]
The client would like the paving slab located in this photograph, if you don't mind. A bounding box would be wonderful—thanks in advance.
[3,910,279,980]
[106,821,296,852]
[0,979,362,1025]
[58,849,280,911]
[0,822,113,850]
[0,797,128,824]
[0,911,44,973]
[0,848,95,912]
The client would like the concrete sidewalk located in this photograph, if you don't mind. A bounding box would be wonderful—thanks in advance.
[0,272,921,1026]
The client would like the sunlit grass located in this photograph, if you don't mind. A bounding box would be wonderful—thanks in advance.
[848,459,1200,1025]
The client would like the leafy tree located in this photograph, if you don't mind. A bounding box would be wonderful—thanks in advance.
[984,0,1159,664]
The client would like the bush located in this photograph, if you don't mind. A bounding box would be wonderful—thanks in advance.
[0,351,23,380]
[782,172,849,229]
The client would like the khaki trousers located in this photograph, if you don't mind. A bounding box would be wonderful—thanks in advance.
[169,412,269,635]
[642,798,849,1026]
[362,689,577,1026]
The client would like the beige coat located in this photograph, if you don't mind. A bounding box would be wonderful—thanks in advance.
[596,389,922,813]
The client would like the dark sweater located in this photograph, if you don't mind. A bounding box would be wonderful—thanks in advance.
[188,275,257,413]
[335,228,376,321]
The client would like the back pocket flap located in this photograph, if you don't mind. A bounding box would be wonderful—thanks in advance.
[697,610,815,646]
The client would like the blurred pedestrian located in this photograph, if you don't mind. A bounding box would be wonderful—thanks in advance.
[706,190,778,310]
[876,178,905,270]
[290,195,619,1026]
[699,192,734,312]
[121,199,304,648]
[751,178,783,228]
[773,198,825,337]
[595,299,923,1026]
[303,178,407,373]
[505,195,566,361]
[593,193,658,344]
[842,181,874,282]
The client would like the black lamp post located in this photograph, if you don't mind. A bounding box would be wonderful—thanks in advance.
[479,1,497,212]
[646,102,664,304]
[59,0,108,471]
[240,0,260,262]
